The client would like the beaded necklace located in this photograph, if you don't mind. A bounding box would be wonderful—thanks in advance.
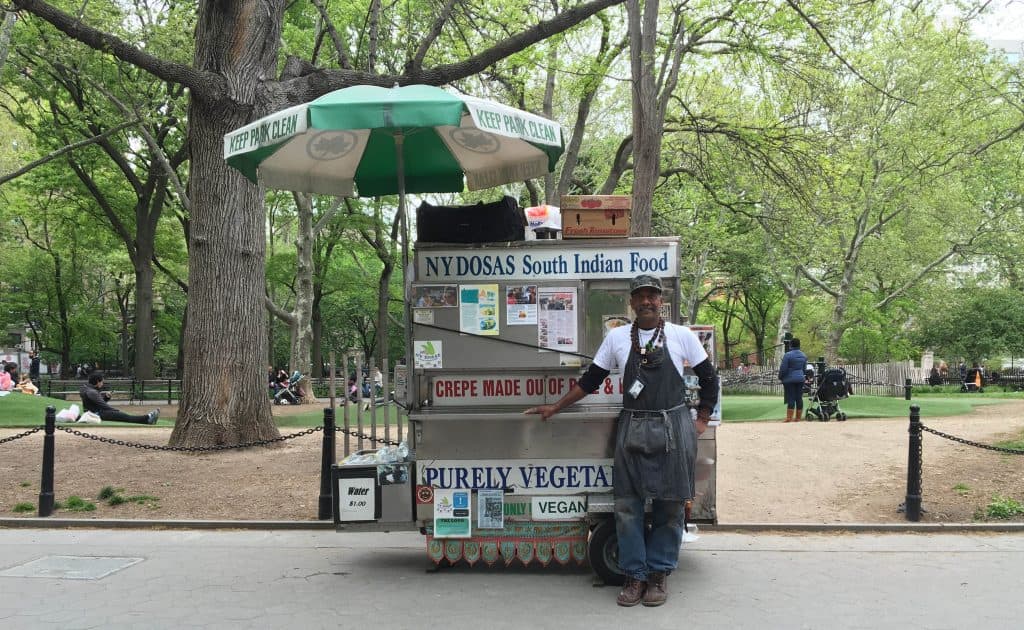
[631,317,665,365]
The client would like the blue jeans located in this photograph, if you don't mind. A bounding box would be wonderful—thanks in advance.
[614,496,684,581]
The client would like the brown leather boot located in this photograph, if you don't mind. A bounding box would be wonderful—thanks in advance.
[794,407,802,421]
[616,577,647,607]
[784,408,794,423]
[643,572,668,606]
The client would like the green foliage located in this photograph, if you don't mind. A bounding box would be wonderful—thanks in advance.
[985,496,1024,519]
[914,288,1024,362]
[96,485,159,507]
[12,502,35,513]
[60,496,97,512]
[953,483,970,496]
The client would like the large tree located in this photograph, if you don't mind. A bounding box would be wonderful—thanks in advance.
[11,0,624,446]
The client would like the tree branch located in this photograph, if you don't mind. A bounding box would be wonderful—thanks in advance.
[0,120,138,187]
[12,0,223,99]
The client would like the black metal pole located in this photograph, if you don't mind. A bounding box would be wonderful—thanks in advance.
[905,404,922,522]
[783,332,792,352]
[318,407,336,520]
[905,378,913,401]
[39,406,56,517]
[816,357,826,386]
[168,379,172,405]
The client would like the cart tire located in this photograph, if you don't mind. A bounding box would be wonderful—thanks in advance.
[588,518,625,586]
[838,413,847,421]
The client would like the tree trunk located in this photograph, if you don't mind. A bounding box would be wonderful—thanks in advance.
[171,0,283,446]
[289,197,314,385]
[133,255,156,379]
[627,0,659,236]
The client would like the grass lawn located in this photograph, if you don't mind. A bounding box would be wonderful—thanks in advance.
[0,394,173,428]
[723,393,1013,422]
[4,390,1016,429]
[0,393,407,430]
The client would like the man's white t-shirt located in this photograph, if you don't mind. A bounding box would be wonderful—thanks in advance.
[592,322,709,378]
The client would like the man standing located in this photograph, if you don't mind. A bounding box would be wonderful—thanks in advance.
[525,274,718,607]
[79,372,160,424]
[28,350,41,387]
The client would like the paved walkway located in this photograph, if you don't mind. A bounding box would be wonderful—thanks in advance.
[1,528,1021,629]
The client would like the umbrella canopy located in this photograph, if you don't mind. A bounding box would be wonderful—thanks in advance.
[224,84,564,197]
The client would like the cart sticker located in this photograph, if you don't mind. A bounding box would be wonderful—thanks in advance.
[419,459,613,494]
[477,489,504,529]
[416,485,434,504]
[531,496,587,521]
[416,244,680,282]
[413,309,434,325]
[433,489,471,538]
[414,340,443,369]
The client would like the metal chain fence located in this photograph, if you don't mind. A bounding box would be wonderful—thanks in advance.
[49,424,402,451]
[920,425,1024,455]
[0,427,44,445]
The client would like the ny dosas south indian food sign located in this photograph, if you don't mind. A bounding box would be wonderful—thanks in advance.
[416,243,679,282]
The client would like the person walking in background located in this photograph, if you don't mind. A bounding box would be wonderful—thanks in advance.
[778,337,808,423]
[79,372,160,424]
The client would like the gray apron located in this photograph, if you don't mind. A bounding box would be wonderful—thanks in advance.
[613,342,697,500]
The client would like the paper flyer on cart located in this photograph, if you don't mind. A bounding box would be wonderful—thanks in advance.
[433,488,471,538]
[477,489,504,529]
[505,285,537,325]
[537,287,578,352]
[459,284,499,335]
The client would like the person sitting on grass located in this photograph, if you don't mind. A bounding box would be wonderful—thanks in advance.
[15,374,39,395]
[79,372,160,424]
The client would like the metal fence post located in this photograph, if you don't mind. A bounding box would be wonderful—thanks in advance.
[318,407,336,520]
[168,379,173,405]
[39,406,56,517]
[904,404,922,522]
[904,378,913,401]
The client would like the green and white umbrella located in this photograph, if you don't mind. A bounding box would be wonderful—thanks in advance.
[224,83,564,197]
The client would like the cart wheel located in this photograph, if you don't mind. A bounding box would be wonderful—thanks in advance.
[588,517,625,586]
[838,413,847,421]
[804,409,812,420]
[822,413,830,422]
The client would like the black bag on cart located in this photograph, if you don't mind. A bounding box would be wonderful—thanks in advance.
[416,196,526,243]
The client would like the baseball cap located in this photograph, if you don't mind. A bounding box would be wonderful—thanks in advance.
[629,274,662,294]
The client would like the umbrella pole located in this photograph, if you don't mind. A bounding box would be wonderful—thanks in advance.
[396,132,415,412]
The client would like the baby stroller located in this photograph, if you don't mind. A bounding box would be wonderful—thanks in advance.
[273,370,305,405]
[805,367,852,421]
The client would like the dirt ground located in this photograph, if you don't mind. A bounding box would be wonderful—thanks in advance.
[2,400,1024,523]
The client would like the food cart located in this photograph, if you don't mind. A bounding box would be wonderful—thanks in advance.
[333,236,718,584]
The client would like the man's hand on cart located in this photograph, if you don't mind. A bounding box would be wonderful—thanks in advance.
[524,385,588,421]
[695,406,711,435]
[524,404,559,421]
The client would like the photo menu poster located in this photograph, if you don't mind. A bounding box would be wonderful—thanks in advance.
[537,287,578,353]
[506,285,538,326]
[459,284,500,336]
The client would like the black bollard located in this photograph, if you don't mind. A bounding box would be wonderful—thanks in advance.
[783,332,792,352]
[39,406,56,517]
[905,378,913,401]
[318,407,336,520]
[904,404,922,522]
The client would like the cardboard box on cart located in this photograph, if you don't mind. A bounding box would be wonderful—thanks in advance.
[560,195,631,238]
